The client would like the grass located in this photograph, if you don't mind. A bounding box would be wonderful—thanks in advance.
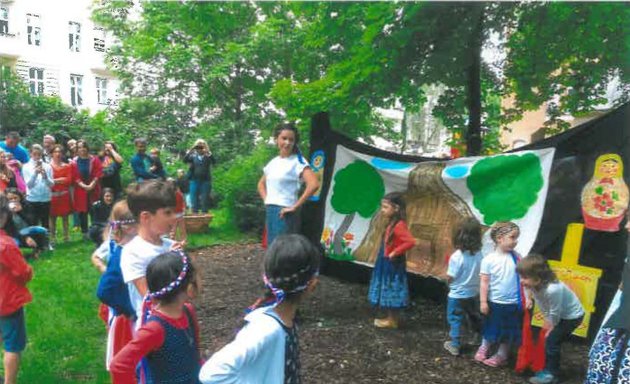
[5,208,255,383]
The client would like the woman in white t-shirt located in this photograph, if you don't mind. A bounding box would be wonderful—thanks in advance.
[257,123,319,247]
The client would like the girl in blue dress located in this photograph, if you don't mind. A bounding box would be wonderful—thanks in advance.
[368,192,417,329]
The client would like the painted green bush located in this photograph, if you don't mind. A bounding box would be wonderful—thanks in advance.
[467,153,544,225]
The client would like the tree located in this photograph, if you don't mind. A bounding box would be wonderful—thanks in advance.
[330,160,385,254]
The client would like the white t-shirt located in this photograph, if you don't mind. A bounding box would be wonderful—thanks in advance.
[532,281,585,326]
[447,250,483,299]
[480,250,520,304]
[120,235,174,328]
[94,240,110,264]
[263,155,309,207]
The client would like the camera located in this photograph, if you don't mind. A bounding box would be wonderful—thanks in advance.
[195,145,203,150]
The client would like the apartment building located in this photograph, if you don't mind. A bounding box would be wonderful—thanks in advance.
[0,0,119,112]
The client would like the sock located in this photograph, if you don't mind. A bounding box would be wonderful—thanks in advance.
[481,339,491,349]
[497,343,510,358]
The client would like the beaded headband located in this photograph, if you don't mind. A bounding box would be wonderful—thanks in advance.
[490,222,519,242]
[262,266,319,305]
[149,251,190,299]
[109,218,136,230]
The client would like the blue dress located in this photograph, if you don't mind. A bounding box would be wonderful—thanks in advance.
[368,242,409,309]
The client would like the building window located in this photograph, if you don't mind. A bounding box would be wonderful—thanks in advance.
[93,27,105,52]
[96,77,108,104]
[70,74,83,106]
[0,7,8,35]
[68,21,81,52]
[29,68,44,96]
[26,14,41,46]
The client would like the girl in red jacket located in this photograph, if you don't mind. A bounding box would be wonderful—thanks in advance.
[368,192,417,329]
[0,193,33,384]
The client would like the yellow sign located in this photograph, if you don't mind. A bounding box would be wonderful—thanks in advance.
[531,223,602,338]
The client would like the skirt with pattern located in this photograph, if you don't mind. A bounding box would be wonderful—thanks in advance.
[367,244,409,309]
[585,327,630,383]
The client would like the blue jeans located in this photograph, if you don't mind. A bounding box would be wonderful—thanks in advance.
[447,296,482,347]
[544,315,583,375]
[189,179,210,213]
[265,205,298,247]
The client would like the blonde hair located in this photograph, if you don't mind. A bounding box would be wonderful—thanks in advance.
[102,200,136,243]
[489,221,519,243]
[193,139,209,151]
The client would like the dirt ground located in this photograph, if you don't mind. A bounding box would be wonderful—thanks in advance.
[194,243,589,384]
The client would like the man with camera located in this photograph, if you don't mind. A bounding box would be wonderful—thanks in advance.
[183,139,215,213]
[21,144,54,230]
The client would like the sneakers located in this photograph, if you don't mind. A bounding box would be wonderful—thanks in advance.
[529,371,559,384]
[483,353,508,367]
[374,318,398,329]
[474,344,489,362]
[443,341,460,356]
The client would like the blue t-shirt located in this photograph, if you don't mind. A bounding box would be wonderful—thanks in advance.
[447,250,483,299]
[0,142,29,163]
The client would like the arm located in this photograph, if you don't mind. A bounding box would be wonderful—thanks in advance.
[132,277,149,297]
[130,155,158,180]
[24,165,39,189]
[279,167,319,218]
[110,323,165,384]
[0,244,33,285]
[389,222,417,257]
[109,148,124,164]
[43,165,54,187]
[257,175,267,202]
[544,285,562,330]
[480,274,490,315]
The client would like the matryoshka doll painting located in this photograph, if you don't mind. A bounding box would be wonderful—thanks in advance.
[581,153,629,231]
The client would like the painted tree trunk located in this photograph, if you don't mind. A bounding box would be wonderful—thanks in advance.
[333,212,356,255]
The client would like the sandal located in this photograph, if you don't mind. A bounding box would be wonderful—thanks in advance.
[374,318,398,329]
[483,354,508,367]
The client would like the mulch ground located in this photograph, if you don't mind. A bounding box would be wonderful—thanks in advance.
[194,243,589,384]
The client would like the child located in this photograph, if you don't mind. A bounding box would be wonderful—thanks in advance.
[95,200,138,375]
[110,251,202,383]
[199,234,319,383]
[0,193,33,384]
[475,221,523,367]
[367,192,417,329]
[517,254,584,384]
[444,218,483,356]
[88,188,115,246]
[120,180,178,330]
[5,187,50,257]
[149,148,166,180]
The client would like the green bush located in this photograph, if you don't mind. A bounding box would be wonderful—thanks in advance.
[214,143,275,233]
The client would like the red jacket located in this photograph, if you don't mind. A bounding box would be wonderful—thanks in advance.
[384,220,416,258]
[0,230,32,316]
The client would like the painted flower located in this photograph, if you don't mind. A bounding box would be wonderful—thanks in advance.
[593,193,614,213]
[321,227,332,243]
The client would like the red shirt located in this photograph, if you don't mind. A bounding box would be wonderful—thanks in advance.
[110,302,201,384]
[175,190,185,215]
[0,230,33,316]
[384,220,416,258]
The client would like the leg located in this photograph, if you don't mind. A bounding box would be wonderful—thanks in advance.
[199,180,210,213]
[79,212,89,235]
[545,317,583,376]
[446,297,464,348]
[265,205,282,247]
[49,215,57,243]
[189,180,199,213]
[3,352,20,384]
[61,215,69,241]
[40,202,50,230]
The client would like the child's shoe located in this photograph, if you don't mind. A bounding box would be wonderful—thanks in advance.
[529,371,559,384]
[482,353,508,367]
[474,344,489,362]
[374,318,398,329]
[443,341,460,356]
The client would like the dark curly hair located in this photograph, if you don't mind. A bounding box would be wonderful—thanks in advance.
[452,218,482,254]
[516,254,558,288]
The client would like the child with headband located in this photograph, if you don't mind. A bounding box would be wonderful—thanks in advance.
[94,200,138,376]
[199,234,320,383]
[110,250,201,384]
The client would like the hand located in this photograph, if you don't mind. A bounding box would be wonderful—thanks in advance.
[0,173,8,182]
[170,240,187,251]
[543,320,554,333]
[480,302,490,315]
[526,298,533,310]
[279,206,297,218]
[105,143,113,151]
[388,252,397,258]
[25,237,37,248]
[150,165,157,172]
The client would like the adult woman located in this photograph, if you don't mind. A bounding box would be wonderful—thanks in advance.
[99,141,124,198]
[0,150,17,192]
[183,139,215,213]
[49,144,72,243]
[22,144,54,229]
[257,123,319,246]
[71,140,103,237]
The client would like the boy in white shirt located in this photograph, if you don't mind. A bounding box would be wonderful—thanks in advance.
[120,180,179,329]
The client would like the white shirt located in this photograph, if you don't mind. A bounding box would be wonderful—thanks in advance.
[447,250,483,299]
[263,155,309,207]
[94,240,110,264]
[531,282,585,326]
[22,160,54,202]
[199,307,288,384]
[480,250,520,304]
[120,235,173,328]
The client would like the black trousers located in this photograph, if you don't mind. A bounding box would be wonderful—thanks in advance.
[25,201,50,230]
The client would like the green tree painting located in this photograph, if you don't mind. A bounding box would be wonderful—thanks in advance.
[467,153,544,224]
[330,160,385,255]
